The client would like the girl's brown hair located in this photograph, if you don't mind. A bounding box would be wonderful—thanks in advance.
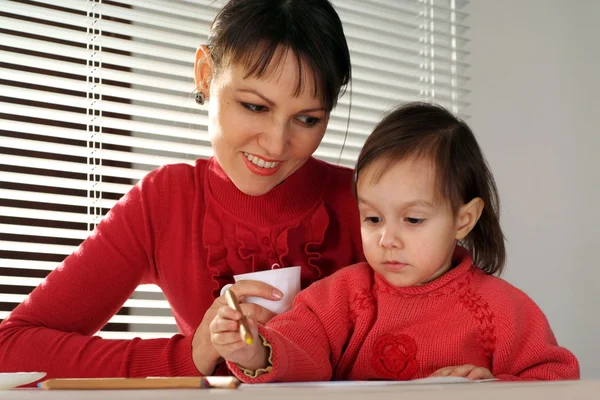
[355,102,506,275]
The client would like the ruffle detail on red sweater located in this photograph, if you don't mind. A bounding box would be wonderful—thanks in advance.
[202,206,231,298]
[201,157,339,296]
[203,201,332,297]
[273,222,294,264]
[271,201,331,285]
[236,223,261,272]
[302,203,330,283]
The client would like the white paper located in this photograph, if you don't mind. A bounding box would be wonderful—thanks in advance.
[0,372,46,390]
[240,376,498,388]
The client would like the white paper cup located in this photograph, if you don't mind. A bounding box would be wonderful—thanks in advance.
[220,266,301,314]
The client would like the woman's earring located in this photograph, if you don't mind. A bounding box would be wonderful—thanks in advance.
[195,91,205,105]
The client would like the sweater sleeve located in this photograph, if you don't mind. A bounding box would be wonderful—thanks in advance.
[491,284,580,381]
[227,267,361,383]
[0,165,200,380]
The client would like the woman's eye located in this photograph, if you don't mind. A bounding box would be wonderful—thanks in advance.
[242,103,268,112]
[297,115,321,127]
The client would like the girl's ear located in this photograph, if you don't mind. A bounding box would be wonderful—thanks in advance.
[455,197,484,240]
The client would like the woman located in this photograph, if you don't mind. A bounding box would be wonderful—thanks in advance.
[0,0,363,379]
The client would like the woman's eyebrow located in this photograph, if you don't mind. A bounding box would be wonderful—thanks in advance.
[236,88,275,106]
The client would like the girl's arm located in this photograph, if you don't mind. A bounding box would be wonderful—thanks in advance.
[492,288,579,381]
[226,267,361,382]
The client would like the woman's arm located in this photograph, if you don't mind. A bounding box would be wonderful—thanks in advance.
[0,166,200,379]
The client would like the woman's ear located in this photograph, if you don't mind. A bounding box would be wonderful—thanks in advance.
[194,44,213,97]
[455,197,484,240]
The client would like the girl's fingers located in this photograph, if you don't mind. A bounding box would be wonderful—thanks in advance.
[239,303,276,325]
[466,367,493,380]
[209,306,242,334]
[211,331,246,348]
[431,365,491,379]
[449,364,477,377]
[210,316,239,334]
[431,367,454,377]
[217,305,242,320]
[245,315,261,339]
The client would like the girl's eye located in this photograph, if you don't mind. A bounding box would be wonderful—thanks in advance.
[242,103,268,112]
[297,115,322,127]
[405,218,425,225]
[364,216,382,224]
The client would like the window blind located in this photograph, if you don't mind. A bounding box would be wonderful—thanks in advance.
[0,0,469,339]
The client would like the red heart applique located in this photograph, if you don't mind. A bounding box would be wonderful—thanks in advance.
[371,333,418,380]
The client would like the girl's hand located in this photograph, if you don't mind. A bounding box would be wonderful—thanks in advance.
[210,305,270,370]
[430,364,494,380]
[191,281,279,375]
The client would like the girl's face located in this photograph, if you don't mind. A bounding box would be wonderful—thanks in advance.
[195,46,329,196]
[357,156,482,287]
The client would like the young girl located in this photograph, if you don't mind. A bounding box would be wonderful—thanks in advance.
[210,102,580,382]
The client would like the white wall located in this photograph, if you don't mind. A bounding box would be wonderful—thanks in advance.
[467,0,600,378]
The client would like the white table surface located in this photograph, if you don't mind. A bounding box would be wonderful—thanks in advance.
[2,380,598,400]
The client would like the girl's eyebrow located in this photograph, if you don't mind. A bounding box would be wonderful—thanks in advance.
[358,196,433,208]
[401,200,435,208]
[357,196,372,206]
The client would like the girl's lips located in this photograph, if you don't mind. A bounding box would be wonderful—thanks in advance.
[383,261,409,272]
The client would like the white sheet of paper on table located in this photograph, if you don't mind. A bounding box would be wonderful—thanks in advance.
[0,372,47,390]
[241,376,498,388]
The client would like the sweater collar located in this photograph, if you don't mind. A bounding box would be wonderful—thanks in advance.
[375,246,475,296]
[204,156,328,226]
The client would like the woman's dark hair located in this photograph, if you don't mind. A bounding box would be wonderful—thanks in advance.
[206,0,351,111]
[355,102,506,275]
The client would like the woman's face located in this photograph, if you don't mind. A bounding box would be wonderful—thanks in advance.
[195,46,330,196]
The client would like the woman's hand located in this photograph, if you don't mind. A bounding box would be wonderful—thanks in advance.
[191,281,281,375]
[210,305,270,370]
[430,364,494,380]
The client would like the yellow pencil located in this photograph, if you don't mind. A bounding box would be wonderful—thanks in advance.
[224,288,254,345]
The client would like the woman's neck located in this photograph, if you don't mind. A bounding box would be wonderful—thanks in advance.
[205,156,328,226]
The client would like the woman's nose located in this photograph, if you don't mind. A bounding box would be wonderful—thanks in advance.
[258,121,289,157]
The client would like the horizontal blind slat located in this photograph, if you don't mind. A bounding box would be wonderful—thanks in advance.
[0,171,131,195]
[0,275,163,293]
[0,224,87,240]
[0,188,116,209]
[0,294,170,309]
[0,241,78,256]
[0,154,149,181]
[0,258,58,271]
[0,206,93,224]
